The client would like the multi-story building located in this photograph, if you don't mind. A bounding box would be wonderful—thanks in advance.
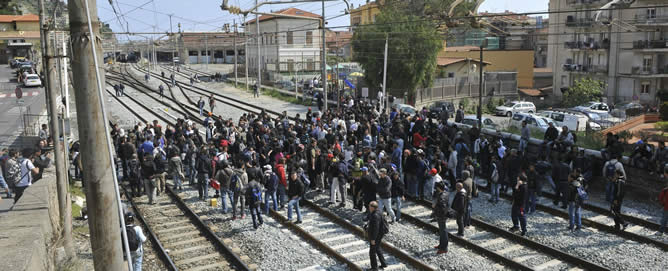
[245,8,322,80]
[349,0,384,26]
[0,14,40,63]
[549,0,665,105]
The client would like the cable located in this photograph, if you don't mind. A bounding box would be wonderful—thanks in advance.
[83,1,133,270]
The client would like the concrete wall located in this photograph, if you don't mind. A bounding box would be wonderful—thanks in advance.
[439,49,535,88]
[0,167,61,271]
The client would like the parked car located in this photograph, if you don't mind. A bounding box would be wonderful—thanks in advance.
[275,80,295,90]
[495,101,536,117]
[395,104,417,115]
[611,101,644,118]
[461,115,498,129]
[428,101,455,118]
[579,111,623,129]
[509,113,560,134]
[9,57,26,68]
[23,74,42,87]
[573,102,610,113]
[539,110,600,131]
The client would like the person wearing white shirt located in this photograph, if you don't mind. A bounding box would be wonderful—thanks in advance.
[14,148,40,203]
[125,213,147,271]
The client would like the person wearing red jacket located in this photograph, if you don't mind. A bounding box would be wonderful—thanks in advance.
[413,131,426,148]
[659,167,668,235]
[276,158,287,210]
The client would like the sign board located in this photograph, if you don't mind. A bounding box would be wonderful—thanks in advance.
[15,86,22,99]
[361,87,369,98]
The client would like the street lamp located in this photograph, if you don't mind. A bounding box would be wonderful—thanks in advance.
[477,38,488,128]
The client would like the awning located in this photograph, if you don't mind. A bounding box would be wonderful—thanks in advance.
[518,88,547,97]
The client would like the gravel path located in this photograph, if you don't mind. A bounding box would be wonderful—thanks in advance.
[470,178,667,271]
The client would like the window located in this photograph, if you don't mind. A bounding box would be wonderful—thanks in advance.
[287,31,293,45]
[287,60,294,72]
[641,82,651,94]
[527,118,536,125]
[307,58,314,70]
[352,16,361,26]
[553,114,564,122]
[189,50,198,56]
[448,72,455,78]
[647,8,657,19]
[643,55,653,72]
[306,31,313,45]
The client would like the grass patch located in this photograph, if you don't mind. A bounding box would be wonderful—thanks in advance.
[69,184,85,219]
[261,88,312,106]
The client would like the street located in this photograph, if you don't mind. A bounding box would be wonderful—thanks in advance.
[0,64,46,149]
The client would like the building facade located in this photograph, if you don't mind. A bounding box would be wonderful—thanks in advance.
[439,46,535,88]
[549,0,664,105]
[349,0,383,26]
[245,8,322,80]
[0,14,40,64]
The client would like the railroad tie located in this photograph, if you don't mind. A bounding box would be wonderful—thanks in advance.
[310,228,341,237]
[511,253,539,263]
[169,237,207,247]
[156,220,191,227]
[625,225,643,233]
[161,231,201,242]
[341,249,368,258]
[479,237,506,247]
[495,244,523,254]
[168,244,210,256]
[330,240,366,250]
[321,234,356,243]
[296,265,327,271]
[174,252,220,265]
[533,259,563,271]
[188,262,230,271]
[156,225,195,235]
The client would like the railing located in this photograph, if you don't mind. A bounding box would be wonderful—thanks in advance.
[632,39,668,49]
[562,64,608,73]
[630,65,668,75]
[566,17,595,27]
[564,40,610,50]
[414,77,518,105]
[634,14,668,25]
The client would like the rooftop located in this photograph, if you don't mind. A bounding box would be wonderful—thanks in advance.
[437,57,491,66]
[0,14,40,23]
[245,8,321,25]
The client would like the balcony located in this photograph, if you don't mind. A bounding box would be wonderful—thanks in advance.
[626,66,668,78]
[567,0,603,6]
[631,40,668,52]
[564,39,610,50]
[634,14,668,26]
[562,63,608,74]
[566,16,595,27]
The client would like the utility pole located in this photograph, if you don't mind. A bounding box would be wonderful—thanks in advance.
[256,0,261,90]
[244,16,249,92]
[234,21,238,88]
[68,0,127,270]
[38,0,73,258]
[62,32,70,119]
[382,33,388,114]
[321,0,328,111]
[478,39,488,128]
[205,32,209,71]
[170,14,175,74]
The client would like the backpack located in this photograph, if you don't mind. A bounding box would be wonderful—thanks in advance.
[250,185,262,203]
[6,158,22,186]
[128,160,140,180]
[337,161,349,178]
[576,186,588,204]
[380,214,390,235]
[124,225,140,251]
[605,162,617,179]
[230,174,241,192]
[154,154,168,173]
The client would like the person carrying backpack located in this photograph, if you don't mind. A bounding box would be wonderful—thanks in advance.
[153,144,168,196]
[123,213,147,271]
[12,148,40,203]
[567,178,585,231]
[232,164,248,220]
[603,155,625,203]
[611,169,629,231]
[263,165,279,214]
[246,178,264,229]
[127,154,142,197]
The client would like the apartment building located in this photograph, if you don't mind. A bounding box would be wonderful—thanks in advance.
[0,14,40,63]
[549,0,665,105]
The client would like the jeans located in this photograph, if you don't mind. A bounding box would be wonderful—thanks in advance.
[233,190,246,217]
[172,172,182,189]
[437,220,449,250]
[543,141,554,160]
[519,138,529,154]
[464,201,472,227]
[220,189,234,213]
[198,173,209,200]
[660,209,668,233]
[527,189,537,213]
[377,197,396,221]
[264,190,278,214]
[314,173,325,191]
[605,181,614,203]
[199,106,204,116]
[406,173,418,197]
[511,205,527,233]
[277,185,287,208]
[369,238,386,269]
[545,175,556,194]
[423,178,434,201]
[143,179,156,204]
[490,182,500,202]
[568,202,582,229]
[250,205,264,228]
[189,167,197,185]
[287,197,302,221]
[131,251,143,271]
[393,196,403,220]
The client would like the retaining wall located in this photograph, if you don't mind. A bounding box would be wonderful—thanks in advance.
[0,167,61,271]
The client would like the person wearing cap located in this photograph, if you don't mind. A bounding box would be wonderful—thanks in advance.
[376,168,396,223]
[567,176,583,231]
[433,181,450,254]
[124,213,147,271]
[415,149,429,200]
[510,173,528,236]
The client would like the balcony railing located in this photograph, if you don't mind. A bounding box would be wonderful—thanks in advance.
[630,65,668,75]
[567,0,603,6]
[564,40,610,50]
[634,14,668,25]
[632,40,668,49]
[566,16,595,27]
[563,64,608,73]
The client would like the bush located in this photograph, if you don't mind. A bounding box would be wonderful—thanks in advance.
[485,98,497,114]
[574,131,605,150]
[498,97,505,106]
[459,98,470,111]
[655,121,668,132]
[661,102,668,120]
[617,130,634,144]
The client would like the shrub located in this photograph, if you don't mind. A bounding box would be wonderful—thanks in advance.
[655,121,668,133]
[485,98,497,114]
[459,98,470,111]
[661,102,668,120]
[617,130,634,144]
[575,132,605,150]
[498,97,505,106]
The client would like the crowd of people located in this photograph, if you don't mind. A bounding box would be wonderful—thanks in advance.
[99,99,667,270]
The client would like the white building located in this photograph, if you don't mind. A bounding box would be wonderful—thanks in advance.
[548,0,666,105]
[245,8,322,79]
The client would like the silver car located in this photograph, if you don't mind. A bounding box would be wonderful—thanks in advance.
[495,101,537,117]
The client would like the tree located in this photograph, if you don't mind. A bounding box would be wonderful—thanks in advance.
[352,1,446,100]
[563,78,605,107]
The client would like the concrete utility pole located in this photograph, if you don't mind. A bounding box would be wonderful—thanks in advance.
[38,0,73,258]
[170,14,176,73]
[68,0,127,270]
[205,32,209,70]
[62,32,70,119]
[234,22,238,88]
[256,0,261,89]
[244,17,249,92]
[321,0,328,111]
[382,33,388,113]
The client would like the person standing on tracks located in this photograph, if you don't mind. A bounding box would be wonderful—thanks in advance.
[366,201,388,270]
[611,169,629,231]
[170,73,175,87]
[510,173,528,236]
[158,84,164,100]
[124,213,147,271]
[433,181,450,254]
[263,165,279,214]
[196,146,213,201]
[391,171,405,222]
[376,168,396,224]
[209,94,215,113]
[461,170,474,228]
[197,97,205,116]
[658,167,668,235]
[152,141,168,196]
[246,176,264,229]
[144,73,149,82]
[451,182,467,236]
[567,178,583,231]
[232,162,249,220]
[114,83,121,97]
[161,71,165,78]
[120,82,125,97]
[169,146,184,191]
[287,170,304,223]
[190,76,194,86]
[140,154,157,205]
[603,154,625,203]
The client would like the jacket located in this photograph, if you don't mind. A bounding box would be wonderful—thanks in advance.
[434,190,450,221]
[288,178,305,198]
[196,154,212,174]
[276,163,287,188]
[451,189,467,215]
[391,175,405,198]
[367,209,384,241]
[512,183,528,209]
[376,175,392,199]
[462,178,473,200]
[659,187,668,211]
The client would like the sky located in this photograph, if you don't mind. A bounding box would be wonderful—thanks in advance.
[97,0,550,39]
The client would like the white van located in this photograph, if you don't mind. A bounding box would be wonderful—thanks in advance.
[539,110,599,131]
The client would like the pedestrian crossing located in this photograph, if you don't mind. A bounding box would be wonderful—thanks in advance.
[0,91,40,98]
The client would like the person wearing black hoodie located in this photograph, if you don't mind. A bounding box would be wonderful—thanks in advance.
[433,181,450,254]
[196,146,213,201]
[287,171,305,223]
[510,174,529,236]
[451,182,467,236]
[376,168,396,223]
[390,172,405,222]
[366,201,388,271]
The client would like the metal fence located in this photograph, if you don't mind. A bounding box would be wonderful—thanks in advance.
[415,72,518,105]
